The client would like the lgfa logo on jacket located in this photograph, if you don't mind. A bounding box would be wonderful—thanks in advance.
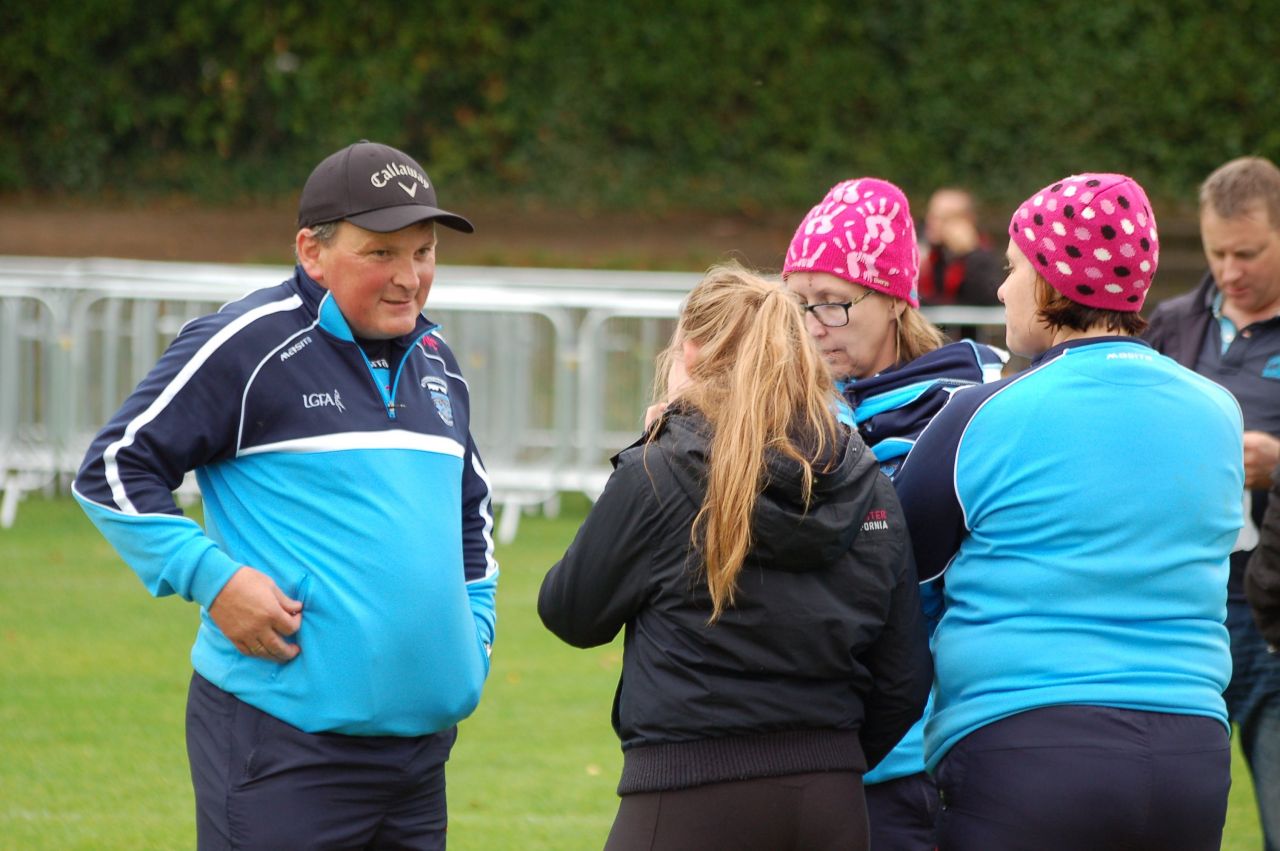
[422,376,453,426]
[861,509,890,532]
[303,389,346,413]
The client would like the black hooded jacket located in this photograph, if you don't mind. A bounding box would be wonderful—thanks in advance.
[538,407,931,794]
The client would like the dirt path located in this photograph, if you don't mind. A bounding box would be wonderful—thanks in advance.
[0,196,798,272]
[0,195,1207,303]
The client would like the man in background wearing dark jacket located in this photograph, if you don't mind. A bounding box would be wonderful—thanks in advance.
[1146,155,1280,851]
[1247,465,1280,647]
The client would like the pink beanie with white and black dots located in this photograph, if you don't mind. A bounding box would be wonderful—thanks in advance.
[1009,173,1159,312]
[784,178,920,307]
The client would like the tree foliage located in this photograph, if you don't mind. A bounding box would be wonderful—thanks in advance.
[2,0,1277,211]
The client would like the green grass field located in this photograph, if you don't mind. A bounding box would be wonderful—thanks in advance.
[0,497,1264,849]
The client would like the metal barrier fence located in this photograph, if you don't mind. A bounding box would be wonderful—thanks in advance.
[0,256,1006,540]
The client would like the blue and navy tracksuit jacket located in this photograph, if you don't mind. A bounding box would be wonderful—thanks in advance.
[835,340,1006,786]
[74,266,498,737]
[894,337,1242,772]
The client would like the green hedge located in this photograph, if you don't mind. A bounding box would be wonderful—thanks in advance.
[2,0,1277,212]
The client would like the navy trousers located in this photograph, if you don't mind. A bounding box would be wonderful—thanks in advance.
[865,771,940,851]
[1225,595,1280,851]
[186,672,457,850]
[934,705,1230,851]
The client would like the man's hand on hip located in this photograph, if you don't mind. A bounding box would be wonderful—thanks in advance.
[209,566,303,661]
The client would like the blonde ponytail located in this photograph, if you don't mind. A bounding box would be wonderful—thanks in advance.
[657,265,840,623]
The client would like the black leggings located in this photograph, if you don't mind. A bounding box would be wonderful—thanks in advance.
[604,770,868,851]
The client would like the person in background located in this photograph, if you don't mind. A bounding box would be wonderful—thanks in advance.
[1144,154,1280,851]
[783,176,1004,849]
[539,265,931,851]
[919,186,1003,307]
[73,141,498,850]
[897,172,1242,850]
[1247,463,1280,651]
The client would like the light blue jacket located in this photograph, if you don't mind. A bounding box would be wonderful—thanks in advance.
[896,337,1242,771]
[74,267,498,736]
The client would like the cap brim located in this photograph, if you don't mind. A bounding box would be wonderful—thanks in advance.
[345,204,475,234]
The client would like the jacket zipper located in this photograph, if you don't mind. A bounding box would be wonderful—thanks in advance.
[357,327,437,421]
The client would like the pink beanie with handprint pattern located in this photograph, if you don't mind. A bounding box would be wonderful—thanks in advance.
[1009,173,1158,312]
[783,178,920,308]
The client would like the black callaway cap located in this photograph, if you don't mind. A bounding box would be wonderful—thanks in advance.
[297,140,474,234]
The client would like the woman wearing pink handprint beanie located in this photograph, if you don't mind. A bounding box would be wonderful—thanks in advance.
[783,177,1006,850]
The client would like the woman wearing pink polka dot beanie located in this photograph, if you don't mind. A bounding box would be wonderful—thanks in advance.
[892,173,1244,851]
[1009,173,1159,312]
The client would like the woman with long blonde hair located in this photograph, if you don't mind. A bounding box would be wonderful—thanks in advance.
[540,264,931,850]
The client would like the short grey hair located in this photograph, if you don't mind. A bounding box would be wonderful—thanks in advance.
[307,221,342,244]
[294,220,342,262]
[1200,156,1280,228]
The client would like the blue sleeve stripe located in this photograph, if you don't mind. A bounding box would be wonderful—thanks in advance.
[871,437,914,462]
[855,380,944,422]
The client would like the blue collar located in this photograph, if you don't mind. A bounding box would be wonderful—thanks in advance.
[296,265,437,345]
[1211,289,1248,354]
[1030,335,1151,367]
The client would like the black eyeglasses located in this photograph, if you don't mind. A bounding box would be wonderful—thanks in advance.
[800,289,874,327]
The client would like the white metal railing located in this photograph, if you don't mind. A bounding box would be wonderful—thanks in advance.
[0,256,1006,539]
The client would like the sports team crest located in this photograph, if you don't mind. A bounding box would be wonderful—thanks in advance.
[422,376,453,426]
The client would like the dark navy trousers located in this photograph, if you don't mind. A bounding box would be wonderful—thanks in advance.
[1225,593,1280,851]
[186,672,457,851]
[934,705,1230,851]
[865,771,940,851]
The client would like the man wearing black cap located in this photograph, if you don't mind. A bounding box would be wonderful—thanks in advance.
[73,141,497,849]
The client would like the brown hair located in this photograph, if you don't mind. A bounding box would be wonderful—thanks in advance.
[893,304,947,364]
[652,264,840,623]
[1034,276,1148,336]
[1200,156,1280,227]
